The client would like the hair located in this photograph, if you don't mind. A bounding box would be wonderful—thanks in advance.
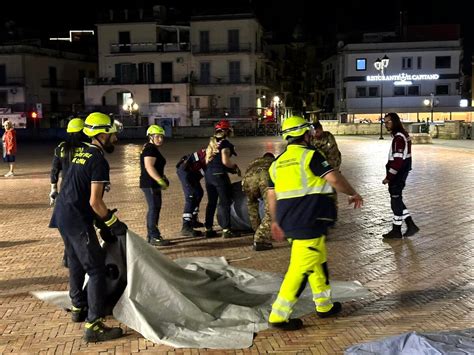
[64,131,89,162]
[385,112,407,135]
[312,121,322,130]
[3,120,12,129]
[205,130,227,164]
[263,152,275,159]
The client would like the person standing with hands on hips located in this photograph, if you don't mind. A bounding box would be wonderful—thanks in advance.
[49,112,126,342]
[267,116,363,331]
[140,125,171,246]
[382,112,419,239]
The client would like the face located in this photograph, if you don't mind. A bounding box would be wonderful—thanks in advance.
[313,127,323,139]
[384,116,393,131]
[151,134,164,146]
[97,133,117,153]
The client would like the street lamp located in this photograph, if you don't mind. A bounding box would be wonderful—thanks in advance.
[374,55,389,139]
[122,97,139,125]
[272,95,280,123]
[423,93,439,122]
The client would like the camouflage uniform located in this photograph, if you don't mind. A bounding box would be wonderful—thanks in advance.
[311,131,341,169]
[242,156,274,243]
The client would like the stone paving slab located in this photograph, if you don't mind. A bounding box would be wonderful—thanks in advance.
[0,136,473,354]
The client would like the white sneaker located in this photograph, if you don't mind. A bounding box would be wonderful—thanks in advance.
[4,172,14,177]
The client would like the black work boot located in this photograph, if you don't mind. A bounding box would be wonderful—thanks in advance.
[71,306,88,323]
[269,318,303,331]
[222,229,241,238]
[205,229,218,238]
[148,236,171,246]
[382,224,402,239]
[83,318,123,342]
[253,242,273,251]
[181,223,202,237]
[192,216,205,228]
[316,301,342,318]
[403,217,420,237]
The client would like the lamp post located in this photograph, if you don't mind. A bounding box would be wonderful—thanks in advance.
[272,95,281,123]
[374,55,389,139]
[122,97,139,125]
[423,93,439,123]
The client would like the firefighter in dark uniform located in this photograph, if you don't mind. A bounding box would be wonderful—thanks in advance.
[49,118,89,267]
[267,116,363,331]
[382,112,419,238]
[49,112,125,342]
[176,148,206,237]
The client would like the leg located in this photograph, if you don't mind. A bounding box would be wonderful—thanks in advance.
[254,178,272,243]
[142,188,162,240]
[214,174,233,230]
[177,169,194,225]
[205,180,218,230]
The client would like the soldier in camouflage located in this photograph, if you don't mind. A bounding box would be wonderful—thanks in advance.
[242,152,275,251]
[310,121,341,169]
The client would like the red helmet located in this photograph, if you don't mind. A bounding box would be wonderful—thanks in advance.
[215,119,231,130]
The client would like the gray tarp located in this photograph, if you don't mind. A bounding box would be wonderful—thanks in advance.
[33,231,372,349]
[345,328,474,354]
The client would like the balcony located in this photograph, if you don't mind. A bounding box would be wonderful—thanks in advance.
[0,77,25,86]
[196,75,253,85]
[192,43,252,54]
[41,79,71,89]
[110,42,190,53]
[85,76,190,86]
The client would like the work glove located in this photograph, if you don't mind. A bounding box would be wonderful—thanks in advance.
[94,213,116,243]
[103,209,128,240]
[156,176,169,190]
[49,184,59,206]
[230,165,242,177]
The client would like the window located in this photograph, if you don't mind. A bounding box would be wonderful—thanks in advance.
[115,63,137,84]
[436,85,449,95]
[118,31,131,53]
[0,90,7,105]
[356,87,366,97]
[402,57,413,70]
[407,85,420,96]
[199,31,209,52]
[228,30,240,51]
[356,58,367,71]
[0,65,5,85]
[138,63,155,84]
[229,61,241,83]
[435,56,451,69]
[417,57,422,69]
[200,62,210,84]
[150,89,171,103]
[230,97,240,115]
[368,87,378,97]
[394,87,405,96]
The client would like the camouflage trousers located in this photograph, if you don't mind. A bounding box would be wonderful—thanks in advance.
[243,175,272,243]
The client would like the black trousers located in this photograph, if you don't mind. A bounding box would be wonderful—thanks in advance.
[388,171,409,224]
[205,173,232,229]
[177,168,204,223]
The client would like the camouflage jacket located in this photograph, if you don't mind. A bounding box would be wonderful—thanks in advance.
[311,131,341,169]
[242,156,274,194]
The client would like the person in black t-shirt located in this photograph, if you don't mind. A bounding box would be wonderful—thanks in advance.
[139,125,171,246]
[204,119,242,239]
[49,112,125,342]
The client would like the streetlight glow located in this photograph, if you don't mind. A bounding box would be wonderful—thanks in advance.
[374,55,389,139]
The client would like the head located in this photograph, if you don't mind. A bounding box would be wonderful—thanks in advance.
[281,116,312,145]
[311,121,323,139]
[66,117,89,144]
[146,125,165,146]
[384,112,405,134]
[214,119,232,139]
[3,120,12,130]
[263,152,275,159]
[83,112,122,153]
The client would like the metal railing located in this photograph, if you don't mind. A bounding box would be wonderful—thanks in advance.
[0,77,25,86]
[110,42,190,53]
[196,75,253,85]
[84,76,190,85]
[192,43,252,54]
[41,79,72,89]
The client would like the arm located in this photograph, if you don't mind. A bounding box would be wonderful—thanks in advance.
[323,170,363,208]
[221,148,241,176]
[90,182,109,219]
[144,156,163,181]
[267,188,285,241]
[384,136,405,183]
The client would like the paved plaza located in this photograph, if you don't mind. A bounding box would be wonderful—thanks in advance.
[0,135,473,354]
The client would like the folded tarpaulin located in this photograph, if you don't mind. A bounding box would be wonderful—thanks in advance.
[345,328,474,354]
[33,230,372,349]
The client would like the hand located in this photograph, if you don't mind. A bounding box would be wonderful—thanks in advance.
[348,193,363,209]
[49,184,58,206]
[271,222,285,241]
[382,178,389,185]
[157,177,169,190]
[104,209,128,238]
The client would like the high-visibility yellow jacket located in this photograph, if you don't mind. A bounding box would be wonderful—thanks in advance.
[268,144,336,239]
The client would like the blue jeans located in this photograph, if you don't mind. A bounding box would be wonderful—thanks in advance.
[59,225,106,322]
[205,173,232,229]
[177,168,204,223]
[141,187,162,239]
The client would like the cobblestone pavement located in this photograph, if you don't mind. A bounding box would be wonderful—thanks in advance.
[0,136,473,354]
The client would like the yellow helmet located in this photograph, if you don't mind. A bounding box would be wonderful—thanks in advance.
[146,125,165,136]
[66,118,84,133]
[281,116,311,140]
[83,112,119,137]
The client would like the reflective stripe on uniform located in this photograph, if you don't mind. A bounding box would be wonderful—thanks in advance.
[392,215,403,225]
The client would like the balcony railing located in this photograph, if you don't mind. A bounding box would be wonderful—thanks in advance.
[192,43,251,54]
[196,75,253,85]
[110,42,190,53]
[85,76,190,85]
[41,79,71,89]
[0,77,25,86]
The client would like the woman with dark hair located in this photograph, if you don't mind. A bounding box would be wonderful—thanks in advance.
[204,119,241,238]
[382,112,419,239]
[50,118,89,267]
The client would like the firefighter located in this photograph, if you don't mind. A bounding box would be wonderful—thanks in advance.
[176,148,206,237]
[382,112,419,238]
[267,116,363,330]
[204,119,241,238]
[139,125,171,246]
[242,152,275,251]
[49,112,125,342]
[49,117,89,267]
